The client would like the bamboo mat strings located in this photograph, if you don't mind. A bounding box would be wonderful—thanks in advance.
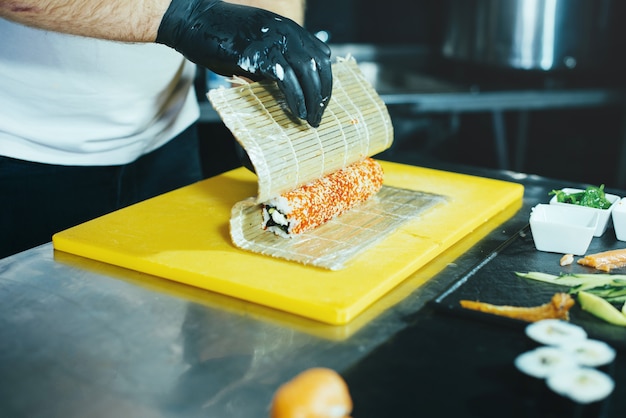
[230,187,447,270]
[208,57,394,203]
[208,56,448,270]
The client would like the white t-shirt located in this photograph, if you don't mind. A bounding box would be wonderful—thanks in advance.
[0,19,200,166]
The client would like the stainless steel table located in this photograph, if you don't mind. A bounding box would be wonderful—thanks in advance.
[0,162,621,417]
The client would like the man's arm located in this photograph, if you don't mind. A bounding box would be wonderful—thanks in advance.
[0,0,169,42]
[0,0,329,127]
[0,0,305,41]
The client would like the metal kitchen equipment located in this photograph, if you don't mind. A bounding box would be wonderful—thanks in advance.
[442,0,622,72]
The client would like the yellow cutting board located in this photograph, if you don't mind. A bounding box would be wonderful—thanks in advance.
[52,161,524,325]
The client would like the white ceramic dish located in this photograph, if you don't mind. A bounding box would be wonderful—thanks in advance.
[612,197,626,241]
[530,204,597,255]
[549,188,620,237]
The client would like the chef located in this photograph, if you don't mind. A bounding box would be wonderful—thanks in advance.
[0,0,332,259]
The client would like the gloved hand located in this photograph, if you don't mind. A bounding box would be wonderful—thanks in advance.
[156,0,332,128]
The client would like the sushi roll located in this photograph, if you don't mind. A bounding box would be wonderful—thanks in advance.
[514,346,578,379]
[525,319,587,346]
[561,339,616,368]
[262,157,384,237]
[547,367,615,404]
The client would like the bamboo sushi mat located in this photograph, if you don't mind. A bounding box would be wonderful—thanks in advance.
[231,187,447,270]
[208,57,394,202]
[208,57,448,270]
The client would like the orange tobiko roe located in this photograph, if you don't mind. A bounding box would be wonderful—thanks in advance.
[270,367,353,418]
[278,157,383,235]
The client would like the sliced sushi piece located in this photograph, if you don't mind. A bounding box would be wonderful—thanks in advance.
[525,319,587,346]
[561,339,616,368]
[514,346,578,379]
[546,367,615,404]
[262,157,384,237]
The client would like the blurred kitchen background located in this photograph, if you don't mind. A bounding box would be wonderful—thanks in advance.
[197,0,626,189]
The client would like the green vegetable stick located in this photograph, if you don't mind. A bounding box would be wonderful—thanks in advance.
[578,291,626,326]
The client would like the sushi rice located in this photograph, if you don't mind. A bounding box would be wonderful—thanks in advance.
[515,319,616,404]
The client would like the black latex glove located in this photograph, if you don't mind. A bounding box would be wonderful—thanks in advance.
[156,0,332,128]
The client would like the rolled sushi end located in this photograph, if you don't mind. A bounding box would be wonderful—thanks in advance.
[262,197,295,238]
[525,319,587,346]
[547,367,615,404]
[517,320,616,404]
[562,339,616,368]
[514,346,578,379]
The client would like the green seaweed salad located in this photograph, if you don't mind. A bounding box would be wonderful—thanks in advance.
[550,185,613,210]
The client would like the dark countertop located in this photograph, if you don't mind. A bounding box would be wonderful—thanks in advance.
[344,210,626,418]
[1,159,625,417]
